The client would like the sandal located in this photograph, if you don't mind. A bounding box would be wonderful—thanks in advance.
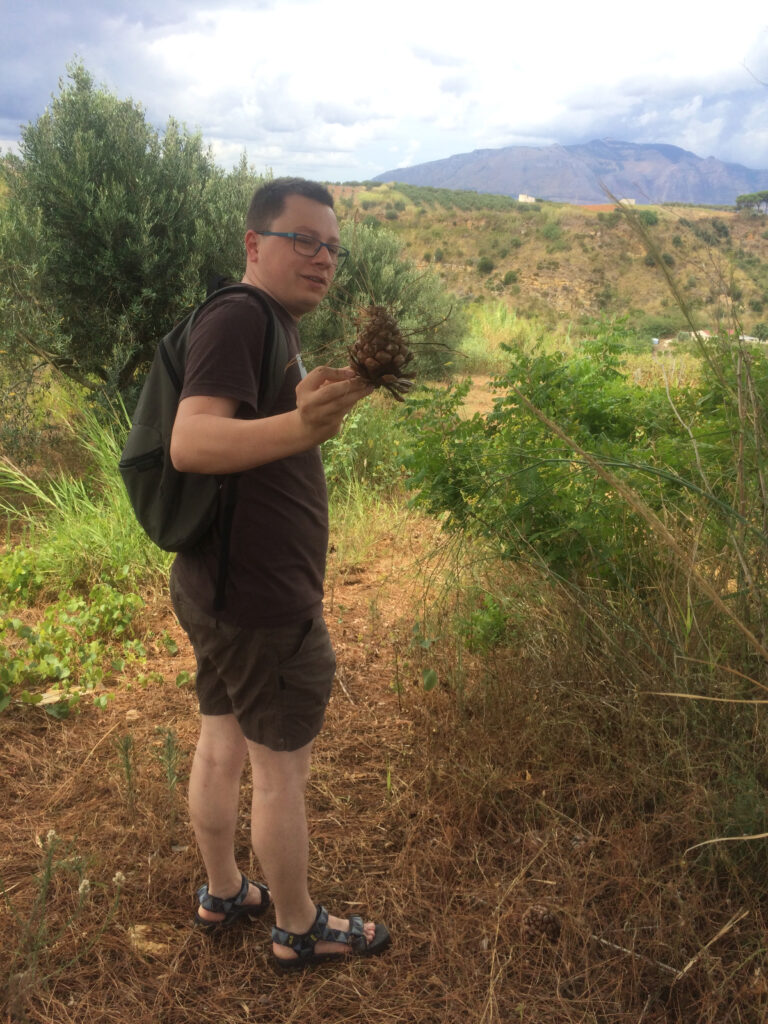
[194,873,271,932]
[271,904,391,971]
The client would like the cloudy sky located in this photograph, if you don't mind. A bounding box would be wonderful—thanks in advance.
[2,0,768,181]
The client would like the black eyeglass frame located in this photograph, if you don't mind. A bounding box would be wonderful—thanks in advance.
[255,231,350,265]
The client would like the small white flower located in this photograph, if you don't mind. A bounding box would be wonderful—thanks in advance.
[46,829,58,844]
[112,871,126,887]
[78,879,91,899]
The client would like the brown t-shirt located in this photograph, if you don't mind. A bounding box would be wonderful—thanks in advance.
[172,290,328,628]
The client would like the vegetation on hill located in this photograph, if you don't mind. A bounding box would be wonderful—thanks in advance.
[330,181,768,340]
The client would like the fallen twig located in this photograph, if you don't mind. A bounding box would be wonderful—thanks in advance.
[590,935,678,977]
[671,910,749,986]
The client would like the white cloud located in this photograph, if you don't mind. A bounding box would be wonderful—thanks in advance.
[1,0,767,179]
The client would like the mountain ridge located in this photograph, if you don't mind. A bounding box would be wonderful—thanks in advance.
[372,140,768,206]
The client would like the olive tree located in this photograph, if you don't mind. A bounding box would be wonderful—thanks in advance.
[1,62,263,403]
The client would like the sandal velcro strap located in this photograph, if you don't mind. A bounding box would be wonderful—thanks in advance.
[194,873,271,931]
[197,873,249,916]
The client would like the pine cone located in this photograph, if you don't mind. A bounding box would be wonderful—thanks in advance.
[521,903,562,944]
[348,304,414,400]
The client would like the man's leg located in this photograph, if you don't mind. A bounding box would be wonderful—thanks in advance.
[247,739,375,959]
[189,713,265,921]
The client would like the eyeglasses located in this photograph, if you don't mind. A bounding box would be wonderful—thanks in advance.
[256,231,350,266]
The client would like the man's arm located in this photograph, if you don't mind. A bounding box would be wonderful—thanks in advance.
[170,365,370,475]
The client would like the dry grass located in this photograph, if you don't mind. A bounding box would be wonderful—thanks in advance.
[2,530,768,1024]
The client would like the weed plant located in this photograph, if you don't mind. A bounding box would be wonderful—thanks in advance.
[153,727,183,829]
[0,582,145,715]
[113,733,137,814]
[3,830,122,1021]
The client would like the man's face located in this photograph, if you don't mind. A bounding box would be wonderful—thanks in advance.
[245,194,341,319]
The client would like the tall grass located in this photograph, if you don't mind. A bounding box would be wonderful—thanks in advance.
[323,391,418,568]
[1,388,418,601]
[458,302,574,375]
[0,403,169,597]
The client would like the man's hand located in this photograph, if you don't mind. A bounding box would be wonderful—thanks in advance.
[295,366,372,444]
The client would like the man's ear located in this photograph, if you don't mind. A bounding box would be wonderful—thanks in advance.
[244,229,260,262]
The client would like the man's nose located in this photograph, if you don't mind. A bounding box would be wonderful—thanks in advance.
[312,244,334,266]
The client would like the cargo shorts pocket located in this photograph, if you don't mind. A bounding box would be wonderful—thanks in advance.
[275,617,336,751]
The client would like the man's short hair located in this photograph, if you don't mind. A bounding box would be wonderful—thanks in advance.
[246,178,335,232]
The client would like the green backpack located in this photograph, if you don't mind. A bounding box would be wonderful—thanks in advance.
[119,284,289,600]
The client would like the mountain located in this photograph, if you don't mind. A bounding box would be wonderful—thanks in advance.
[372,140,768,206]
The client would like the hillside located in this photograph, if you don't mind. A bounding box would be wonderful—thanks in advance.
[331,183,768,338]
[372,139,768,207]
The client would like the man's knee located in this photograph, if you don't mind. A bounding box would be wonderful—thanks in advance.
[195,714,247,774]
[248,740,313,796]
[194,743,247,778]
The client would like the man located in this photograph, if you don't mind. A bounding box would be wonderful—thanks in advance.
[169,178,390,969]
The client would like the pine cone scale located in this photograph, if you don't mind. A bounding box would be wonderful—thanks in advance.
[349,304,415,400]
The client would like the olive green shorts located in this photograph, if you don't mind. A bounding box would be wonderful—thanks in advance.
[170,571,335,752]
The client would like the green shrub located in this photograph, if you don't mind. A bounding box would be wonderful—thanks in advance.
[540,221,563,242]
[597,211,621,227]
[637,209,659,226]
[403,319,765,597]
